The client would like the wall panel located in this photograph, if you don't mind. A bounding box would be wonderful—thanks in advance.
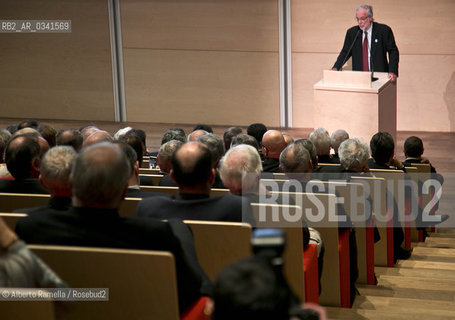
[0,0,114,121]
[124,49,280,126]
[120,0,281,127]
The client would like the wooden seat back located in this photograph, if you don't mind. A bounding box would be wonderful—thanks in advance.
[29,245,180,320]
[184,220,252,281]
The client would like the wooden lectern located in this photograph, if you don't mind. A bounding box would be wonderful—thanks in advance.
[313,70,396,144]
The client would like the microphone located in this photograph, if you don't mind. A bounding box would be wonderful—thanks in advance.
[368,36,379,82]
[338,29,362,71]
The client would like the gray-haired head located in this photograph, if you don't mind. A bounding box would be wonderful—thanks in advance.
[158,140,184,174]
[223,127,243,151]
[72,142,130,208]
[198,133,225,167]
[279,143,312,173]
[40,146,77,185]
[219,144,262,195]
[113,127,132,140]
[162,129,186,145]
[309,128,331,156]
[356,4,373,17]
[230,134,259,150]
[0,129,12,163]
[331,129,350,154]
[295,138,318,166]
[339,138,370,172]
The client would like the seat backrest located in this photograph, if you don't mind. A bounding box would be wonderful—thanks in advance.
[184,220,252,281]
[118,197,141,217]
[140,186,230,198]
[0,193,49,213]
[29,245,180,320]
[256,192,345,307]
[351,176,389,267]
[139,174,164,185]
[250,203,305,302]
[0,212,27,230]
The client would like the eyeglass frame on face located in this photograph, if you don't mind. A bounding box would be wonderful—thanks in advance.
[356,16,370,22]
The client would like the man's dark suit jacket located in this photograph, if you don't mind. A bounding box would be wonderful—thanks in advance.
[0,178,48,194]
[262,157,280,173]
[318,154,340,164]
[15,206,205,313]
[333,22,399,76]
[136,193,255,225]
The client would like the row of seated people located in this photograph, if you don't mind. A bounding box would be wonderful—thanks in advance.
[0,119,447,315]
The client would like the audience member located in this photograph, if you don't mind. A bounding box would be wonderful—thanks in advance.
[0,134,48,193]
[0,217,67,288]
[38,123,57,148]
[367,132,402,169]
[114,141,161,198]
[210,256,325,320]
[219,144,262,196]
[330,129,349,162]
[136,141,253,223]
[16,142,207,313]
[0,129,12,178]
[261,130,287,173]
[247,123,267,147]
[82,130,113,148]
[193,124,213,133]
[198,133,226,188]
[295,139,318,167]
[187,129,208,142]
[17,119,39,130]
[223,127,243,151]
[15,146,76,214]
[113,126,132,140]
[362,134,412,261]
[161,129,186,145]
[56,129,83,152]
[309,128,338,164]
[230,134,259,150]
[282,132,294,145]
[158,140,184,187]
[80,125,99,140]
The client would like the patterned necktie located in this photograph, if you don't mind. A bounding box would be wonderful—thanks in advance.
[362,31,369,71]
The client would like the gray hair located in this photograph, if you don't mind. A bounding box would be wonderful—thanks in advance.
[309,128,331,155]
[0,129,12,163]
[339,138,370,171]
[72,142,130,208]
[331,129,350,152]
[198,133,225,165]
[230,134,259,150]
[279,143,311,173]
[295,139,317,166]
[113,127,132,140]
[40,146,77,183]
[356,5,373,17]
[219,144,262,193]
[159,140,184,161]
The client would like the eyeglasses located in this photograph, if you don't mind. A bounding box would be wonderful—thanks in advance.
[356,16,370,22]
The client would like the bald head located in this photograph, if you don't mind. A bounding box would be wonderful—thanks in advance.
[82,130,113,148]
[171,141,213,189]
[187,130,208,142]
[261,130,287,159]
[72,143,130,208]
[5,135,41,179]
[56,129,83,152]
